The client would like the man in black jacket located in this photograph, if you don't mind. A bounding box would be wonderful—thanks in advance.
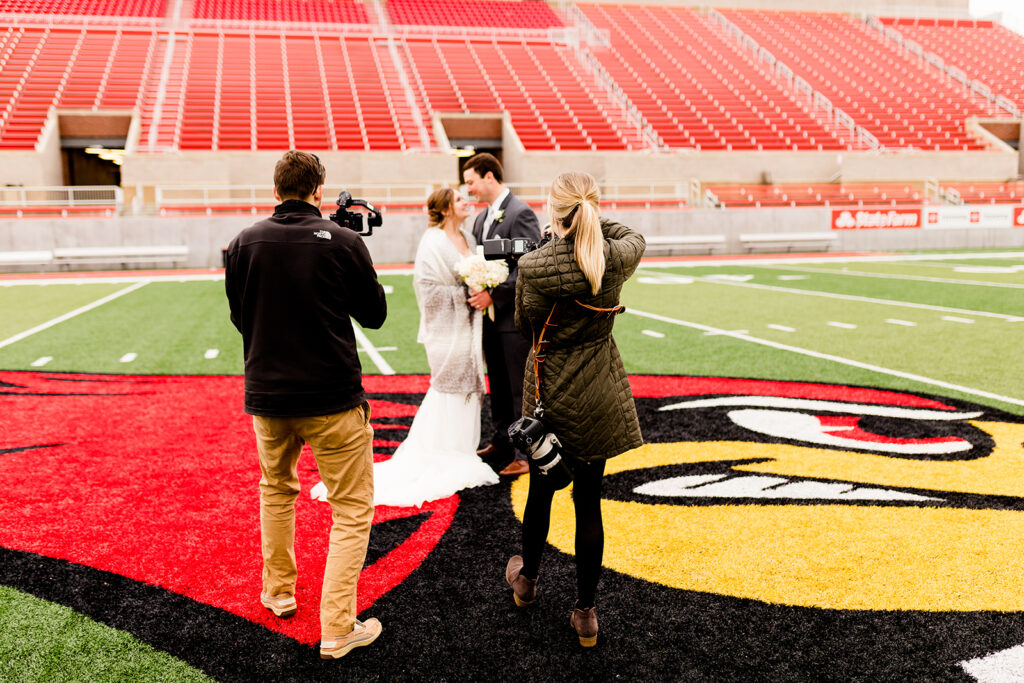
[225,150,387,660]
[464,153,541,477]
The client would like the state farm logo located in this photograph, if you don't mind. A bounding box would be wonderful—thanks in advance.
[1014,206,1024,227]
[831,209,921,230]
[927,211,939,224]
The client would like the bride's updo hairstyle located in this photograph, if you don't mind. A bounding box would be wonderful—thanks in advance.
[548,171,605,296]
[426,187,456,228]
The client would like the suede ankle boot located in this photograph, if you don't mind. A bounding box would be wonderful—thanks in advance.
[504,555,537,606]
[570,603,598,647]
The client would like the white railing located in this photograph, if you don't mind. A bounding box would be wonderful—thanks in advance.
[864,16,1021,119]
[153,181,700,211]
[707,7,882,152]
[575,46,665,151]
[0,185,123,207]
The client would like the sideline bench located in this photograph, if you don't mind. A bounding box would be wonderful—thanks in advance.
[52,245,190,268]
[739,232,838,253]
[0,250,54,266]
[644,234,726,255]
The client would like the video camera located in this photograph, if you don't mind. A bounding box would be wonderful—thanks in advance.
[483,233,551,261]
[329,191,382,236]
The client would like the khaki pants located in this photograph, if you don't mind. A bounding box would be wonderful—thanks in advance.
[253,403,374,639]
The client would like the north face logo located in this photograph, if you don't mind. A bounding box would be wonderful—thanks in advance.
[314,230,331,240]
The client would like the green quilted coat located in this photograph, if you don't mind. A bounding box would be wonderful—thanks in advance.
[514,218,645,462]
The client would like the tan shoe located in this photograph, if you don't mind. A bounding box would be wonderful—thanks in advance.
[505,555,537,607]
[320,618,382,660]
[499,459,529,476]
[570,605,598,647]
[260,592,297,619]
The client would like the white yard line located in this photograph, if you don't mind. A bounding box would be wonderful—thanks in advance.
[761,265,1024,289]
[641,251,1024,268]
[635,270,1023,322]
[119,353,137,363]
[351,323,395,375]
[641,330,665,338]
[943,316,976,324]
[767,324,795,332]
[885,318,917,327]
[626,307,1024,408]
[0,281,149,351]
[827,321,857,329]
[30,356,52,367]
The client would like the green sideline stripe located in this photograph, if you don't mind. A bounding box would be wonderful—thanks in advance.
[626,307,1024,409]
[0,585,211,682]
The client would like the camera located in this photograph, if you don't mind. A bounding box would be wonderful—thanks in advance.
[507,415,573,490]
[483,237,540,261]
[329,191,382,236]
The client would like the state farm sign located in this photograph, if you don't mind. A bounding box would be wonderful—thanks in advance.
[831,209,921,230]
[1014,206,1024,228]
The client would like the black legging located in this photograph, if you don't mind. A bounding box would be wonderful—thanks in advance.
[521,458,606,609]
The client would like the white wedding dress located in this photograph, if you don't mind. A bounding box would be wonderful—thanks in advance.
[369,227,499,507]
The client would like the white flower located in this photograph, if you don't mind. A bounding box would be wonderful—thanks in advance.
[455,253,509,292]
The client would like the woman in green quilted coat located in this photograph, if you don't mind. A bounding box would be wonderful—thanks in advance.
[504,171,644,647]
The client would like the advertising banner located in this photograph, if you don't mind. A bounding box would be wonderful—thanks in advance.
[923,205,1016,229]
[831,208,921,230]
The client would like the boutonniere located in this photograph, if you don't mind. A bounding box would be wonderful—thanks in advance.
[493,209,505,224]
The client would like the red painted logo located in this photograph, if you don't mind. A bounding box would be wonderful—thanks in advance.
[0,372,451,644]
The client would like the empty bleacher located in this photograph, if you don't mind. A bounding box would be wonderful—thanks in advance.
[941,181,1024,205]
[706,182,927,208]
[0,0,164,18]
[0,26,157,149]
[0,3,1021,164]
[578,4,846,151]
[386,0,562,29]
[192,0,370,25]
[402,37,635,150]
[136,32,427,152]
[879,18,1024,112]
[722,9,1001,151]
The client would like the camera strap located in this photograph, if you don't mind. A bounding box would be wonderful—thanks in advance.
[531,299,625,418]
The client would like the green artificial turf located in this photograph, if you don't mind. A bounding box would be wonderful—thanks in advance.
[0,585,212,682]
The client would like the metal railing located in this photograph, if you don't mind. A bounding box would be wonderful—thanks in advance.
[0,185,123,207]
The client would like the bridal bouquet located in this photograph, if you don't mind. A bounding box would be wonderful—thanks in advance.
[455,250,509,321]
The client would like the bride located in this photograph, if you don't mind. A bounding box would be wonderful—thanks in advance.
[371,187,499,507]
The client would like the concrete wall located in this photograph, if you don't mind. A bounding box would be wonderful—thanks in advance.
[3,208,1021,272]
[508,149,1020,185]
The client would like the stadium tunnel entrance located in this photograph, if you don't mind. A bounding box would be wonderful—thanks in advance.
[57,112,132,186]
[439,114,503,185]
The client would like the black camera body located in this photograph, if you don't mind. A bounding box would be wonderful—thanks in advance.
[508,415,573,490]
[483,237,539,261]
[329,191,382,236]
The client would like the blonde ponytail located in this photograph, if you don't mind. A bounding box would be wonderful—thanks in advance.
[548,172,604,295]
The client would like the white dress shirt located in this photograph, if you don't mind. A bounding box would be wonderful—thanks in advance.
[485,188,510,227]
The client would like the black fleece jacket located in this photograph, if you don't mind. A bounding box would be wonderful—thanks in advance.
[225,199,387,417]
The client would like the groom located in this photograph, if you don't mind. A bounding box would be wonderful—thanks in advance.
[463,153,540,477]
